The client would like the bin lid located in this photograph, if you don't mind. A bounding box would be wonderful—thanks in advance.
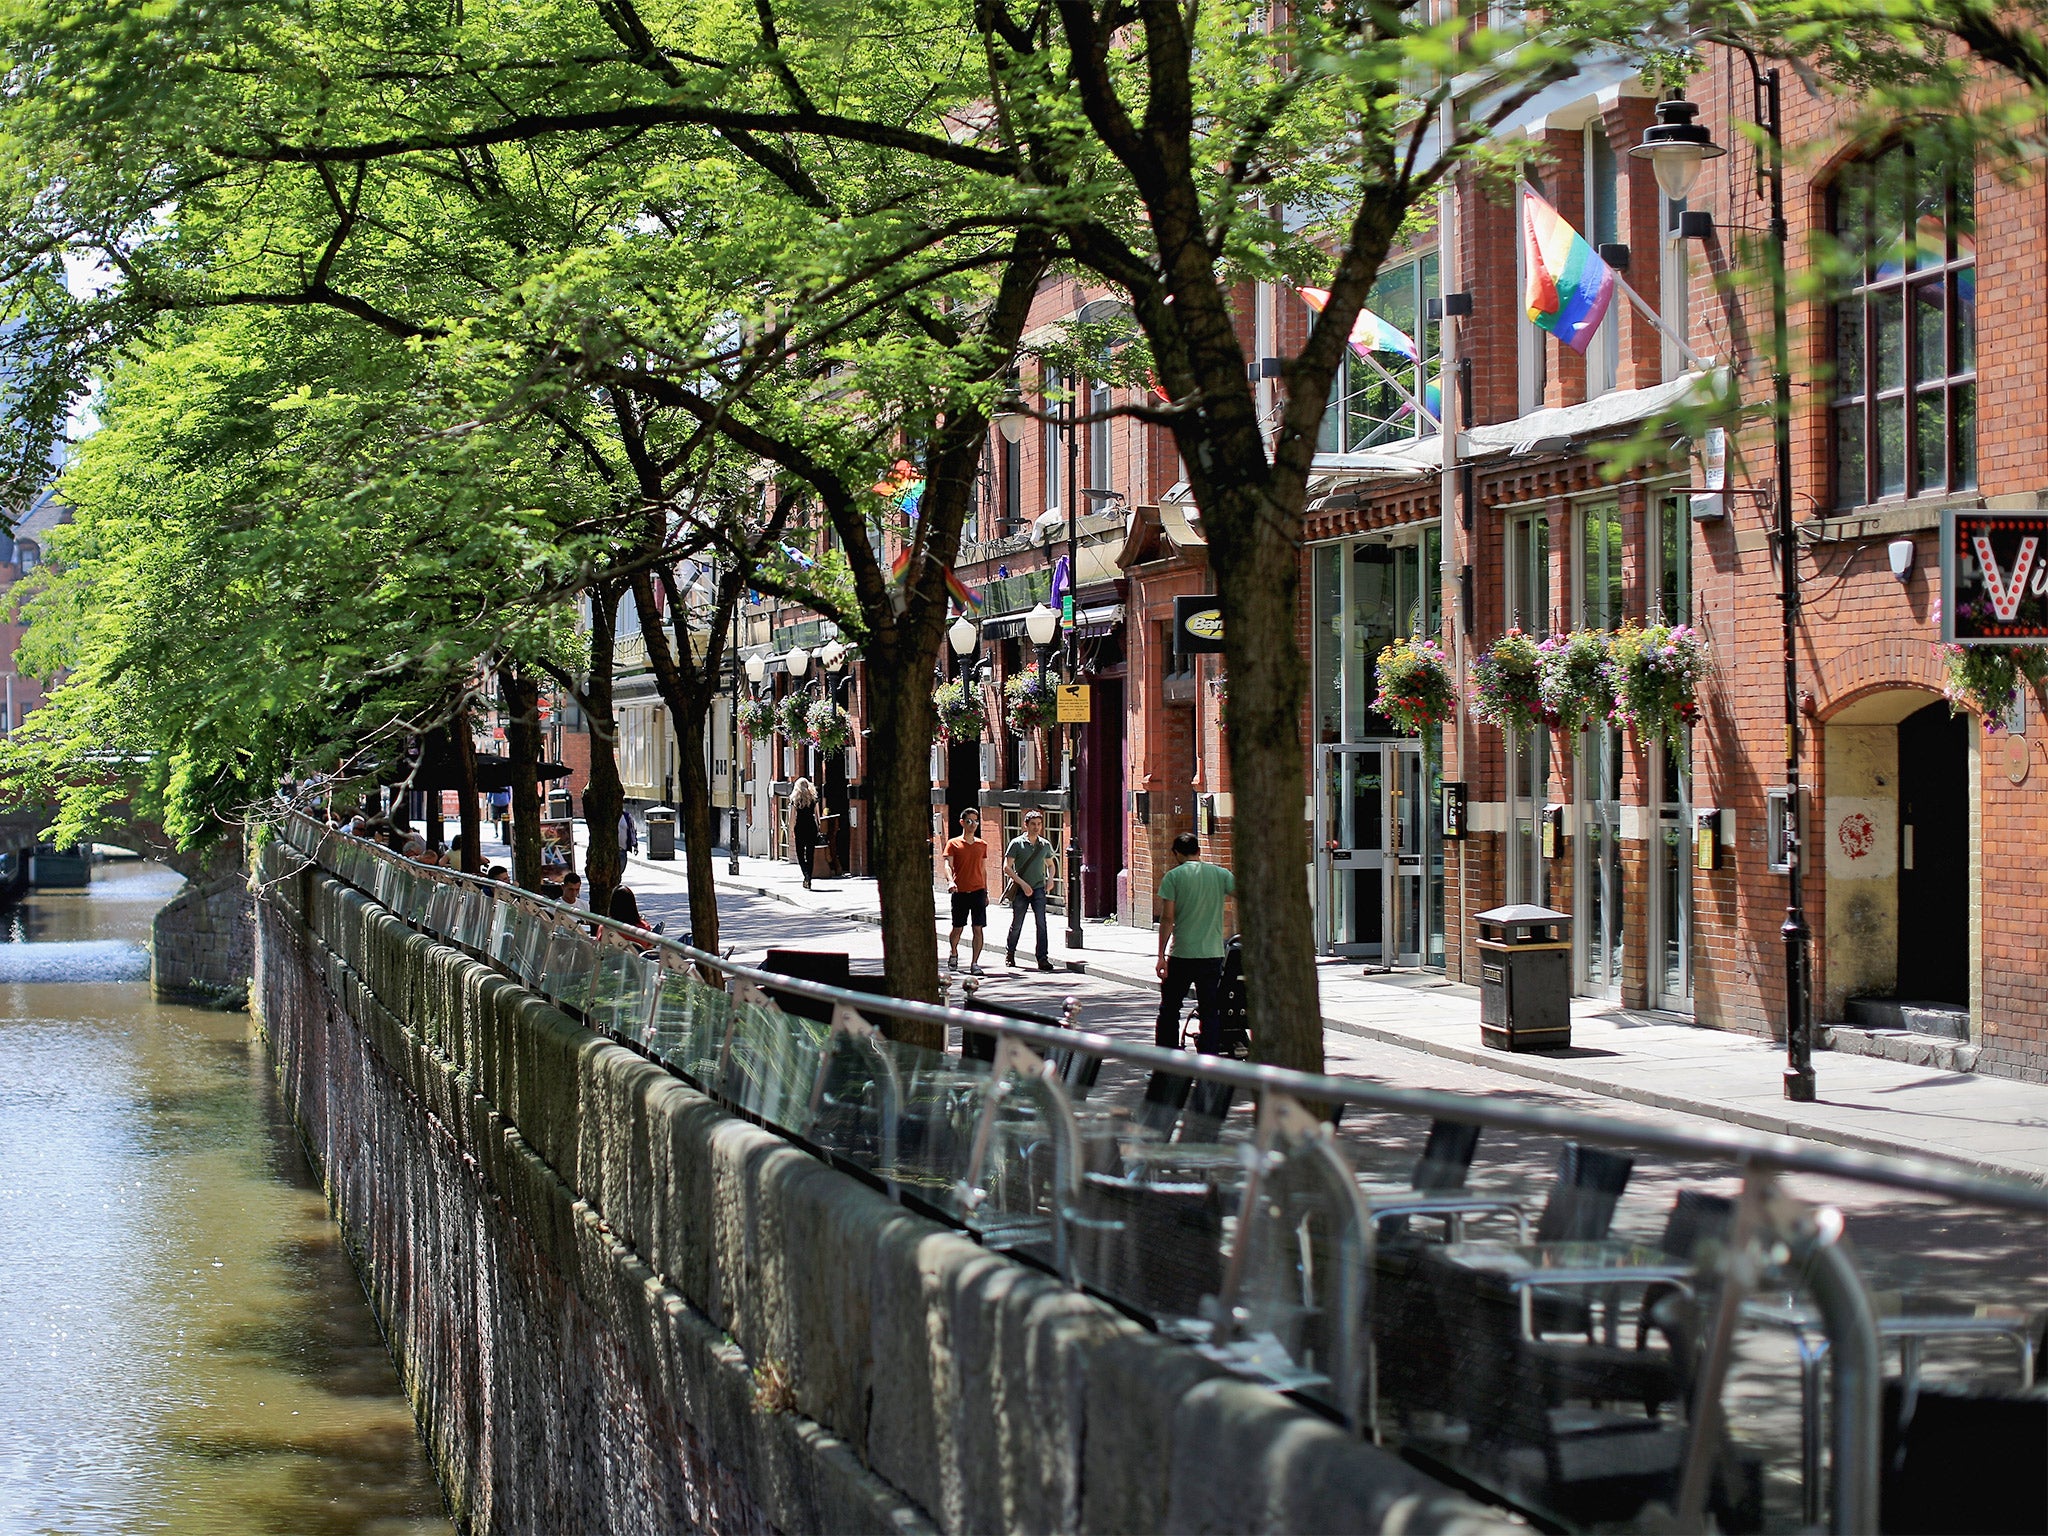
[645,804,677,819]
[1476,903,1569,924]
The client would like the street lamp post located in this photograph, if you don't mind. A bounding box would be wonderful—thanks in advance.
[1633,82,1814,1103]
[728,644,743,876]
[742,651,768,866]
[1061,386,1084,952]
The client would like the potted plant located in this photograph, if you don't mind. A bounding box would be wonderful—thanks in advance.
[1470,629,1549,736]
[807,696,852,755]
[1538,628,1616,736]
[1608,622,1711,751]
[775,689,811,742]
[1004,665,1059,736]
[1372,637,1457,737]
[933,677,988,742]
[738,696,776,741]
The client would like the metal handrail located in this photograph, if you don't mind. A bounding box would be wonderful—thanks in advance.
[267,814,2044,1533]
[272,816,2048,1216]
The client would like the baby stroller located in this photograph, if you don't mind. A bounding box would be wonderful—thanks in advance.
[1181,935,1251,1059]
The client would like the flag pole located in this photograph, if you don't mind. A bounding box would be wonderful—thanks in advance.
[1612,271,1713,372]
[1353,349,1440,429]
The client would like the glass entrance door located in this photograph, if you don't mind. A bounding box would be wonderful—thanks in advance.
[1316,743,1438,965]
[1317,746,1386,958]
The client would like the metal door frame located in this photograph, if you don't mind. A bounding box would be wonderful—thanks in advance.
[1314,742,1426,964]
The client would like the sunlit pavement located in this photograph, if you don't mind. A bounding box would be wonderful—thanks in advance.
[526,825,2048,1186]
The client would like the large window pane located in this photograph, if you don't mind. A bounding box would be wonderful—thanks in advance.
[1912,149,1946,271]
[1876,396,1907,497]
[1873,289,1905,391]
[1874,145,1910,277]
[1834,302,1863,398]
[1912,281,1945,383]
[1915,389,1945,493]
[1953,382,1976,489]
[1834,406,1866,509]
[1952,270,1975,374]
[1313,545,1342,744]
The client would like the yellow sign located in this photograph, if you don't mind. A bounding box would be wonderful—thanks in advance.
[1055,685,1092,724]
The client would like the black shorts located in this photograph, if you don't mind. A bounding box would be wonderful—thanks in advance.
[950,889,988,928]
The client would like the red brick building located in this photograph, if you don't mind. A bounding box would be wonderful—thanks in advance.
[735,47,2046,1076]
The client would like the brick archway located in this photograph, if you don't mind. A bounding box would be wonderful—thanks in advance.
[1810,636,1948,722]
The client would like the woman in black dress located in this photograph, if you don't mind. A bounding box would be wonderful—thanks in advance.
[789,777,820,889]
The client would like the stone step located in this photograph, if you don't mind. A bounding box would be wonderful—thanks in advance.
[1844,997,1970,1040]
[1819,1022,1977,1073]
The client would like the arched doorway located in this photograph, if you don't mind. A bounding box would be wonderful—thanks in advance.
[1821,689,1970,1019]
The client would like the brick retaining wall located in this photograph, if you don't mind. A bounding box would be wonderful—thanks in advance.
[153,872,254,1008]
[253,845,1508,1535]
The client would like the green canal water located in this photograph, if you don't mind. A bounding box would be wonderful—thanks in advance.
[0,860,446,1535]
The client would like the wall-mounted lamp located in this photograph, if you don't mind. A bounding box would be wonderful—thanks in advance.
[1678,210,1716,241]
[1426,294,1474,321]
[1889,539,1915,581]
[1596,242,1631,271]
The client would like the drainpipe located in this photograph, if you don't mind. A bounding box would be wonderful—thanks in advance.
[1439,117,1466,982]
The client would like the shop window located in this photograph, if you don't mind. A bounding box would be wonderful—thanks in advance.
[1583,122,1621,397]
[1654,491,1691,625]
[1319,252,1440,452]
[1578,501,1624,631]
[1830,139,1976,508]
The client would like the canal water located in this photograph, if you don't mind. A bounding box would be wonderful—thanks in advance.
[0,860,447,1534]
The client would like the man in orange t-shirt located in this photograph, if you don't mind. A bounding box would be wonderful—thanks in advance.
[944,806,990,974]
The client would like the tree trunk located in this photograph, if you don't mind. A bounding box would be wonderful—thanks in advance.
[671,696,720,947]
[1209,487,1324,1076]
[499,664,545,891]
[453,715,482,875]
[865,659,944,1048]
[581,589,625,917]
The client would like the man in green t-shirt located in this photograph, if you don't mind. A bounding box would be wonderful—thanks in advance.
[1003,810,1058,972]
[1155,831,1236,1051]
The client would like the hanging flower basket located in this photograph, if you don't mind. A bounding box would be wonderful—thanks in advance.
[1004,665,1059,736]
[1372,637,1457,737]
[933,678,988,742]
[738,696,776,741]
[1609,623,1711,750]
[807,696,852,756]
[1539,628,1616,736]
[1470,629,1550,736]
[776,690,811,741]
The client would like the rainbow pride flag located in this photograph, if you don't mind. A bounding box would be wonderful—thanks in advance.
[1522,189,1615,354]
[889,544,981,613]
[1297,286,1420,362]
[873,459,925,520]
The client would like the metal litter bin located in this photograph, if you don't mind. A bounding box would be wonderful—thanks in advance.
[645,805,677,861]
[545,788,573,821]
[1476,903,1571,1052]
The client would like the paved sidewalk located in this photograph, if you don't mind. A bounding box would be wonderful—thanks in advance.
[602,839,2048,1186]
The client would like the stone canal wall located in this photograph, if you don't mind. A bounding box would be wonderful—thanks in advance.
[153,871,255,1008]
[253,849,1503,1536]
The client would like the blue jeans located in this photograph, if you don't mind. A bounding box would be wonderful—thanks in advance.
[1006,884,1049,963]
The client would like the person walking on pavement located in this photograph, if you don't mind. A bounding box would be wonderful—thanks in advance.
[618,809,638,857]
[1155,831,1235,1052]
[943,806,990,974]
[1003,810,1057,972]
[789,777,821,890]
